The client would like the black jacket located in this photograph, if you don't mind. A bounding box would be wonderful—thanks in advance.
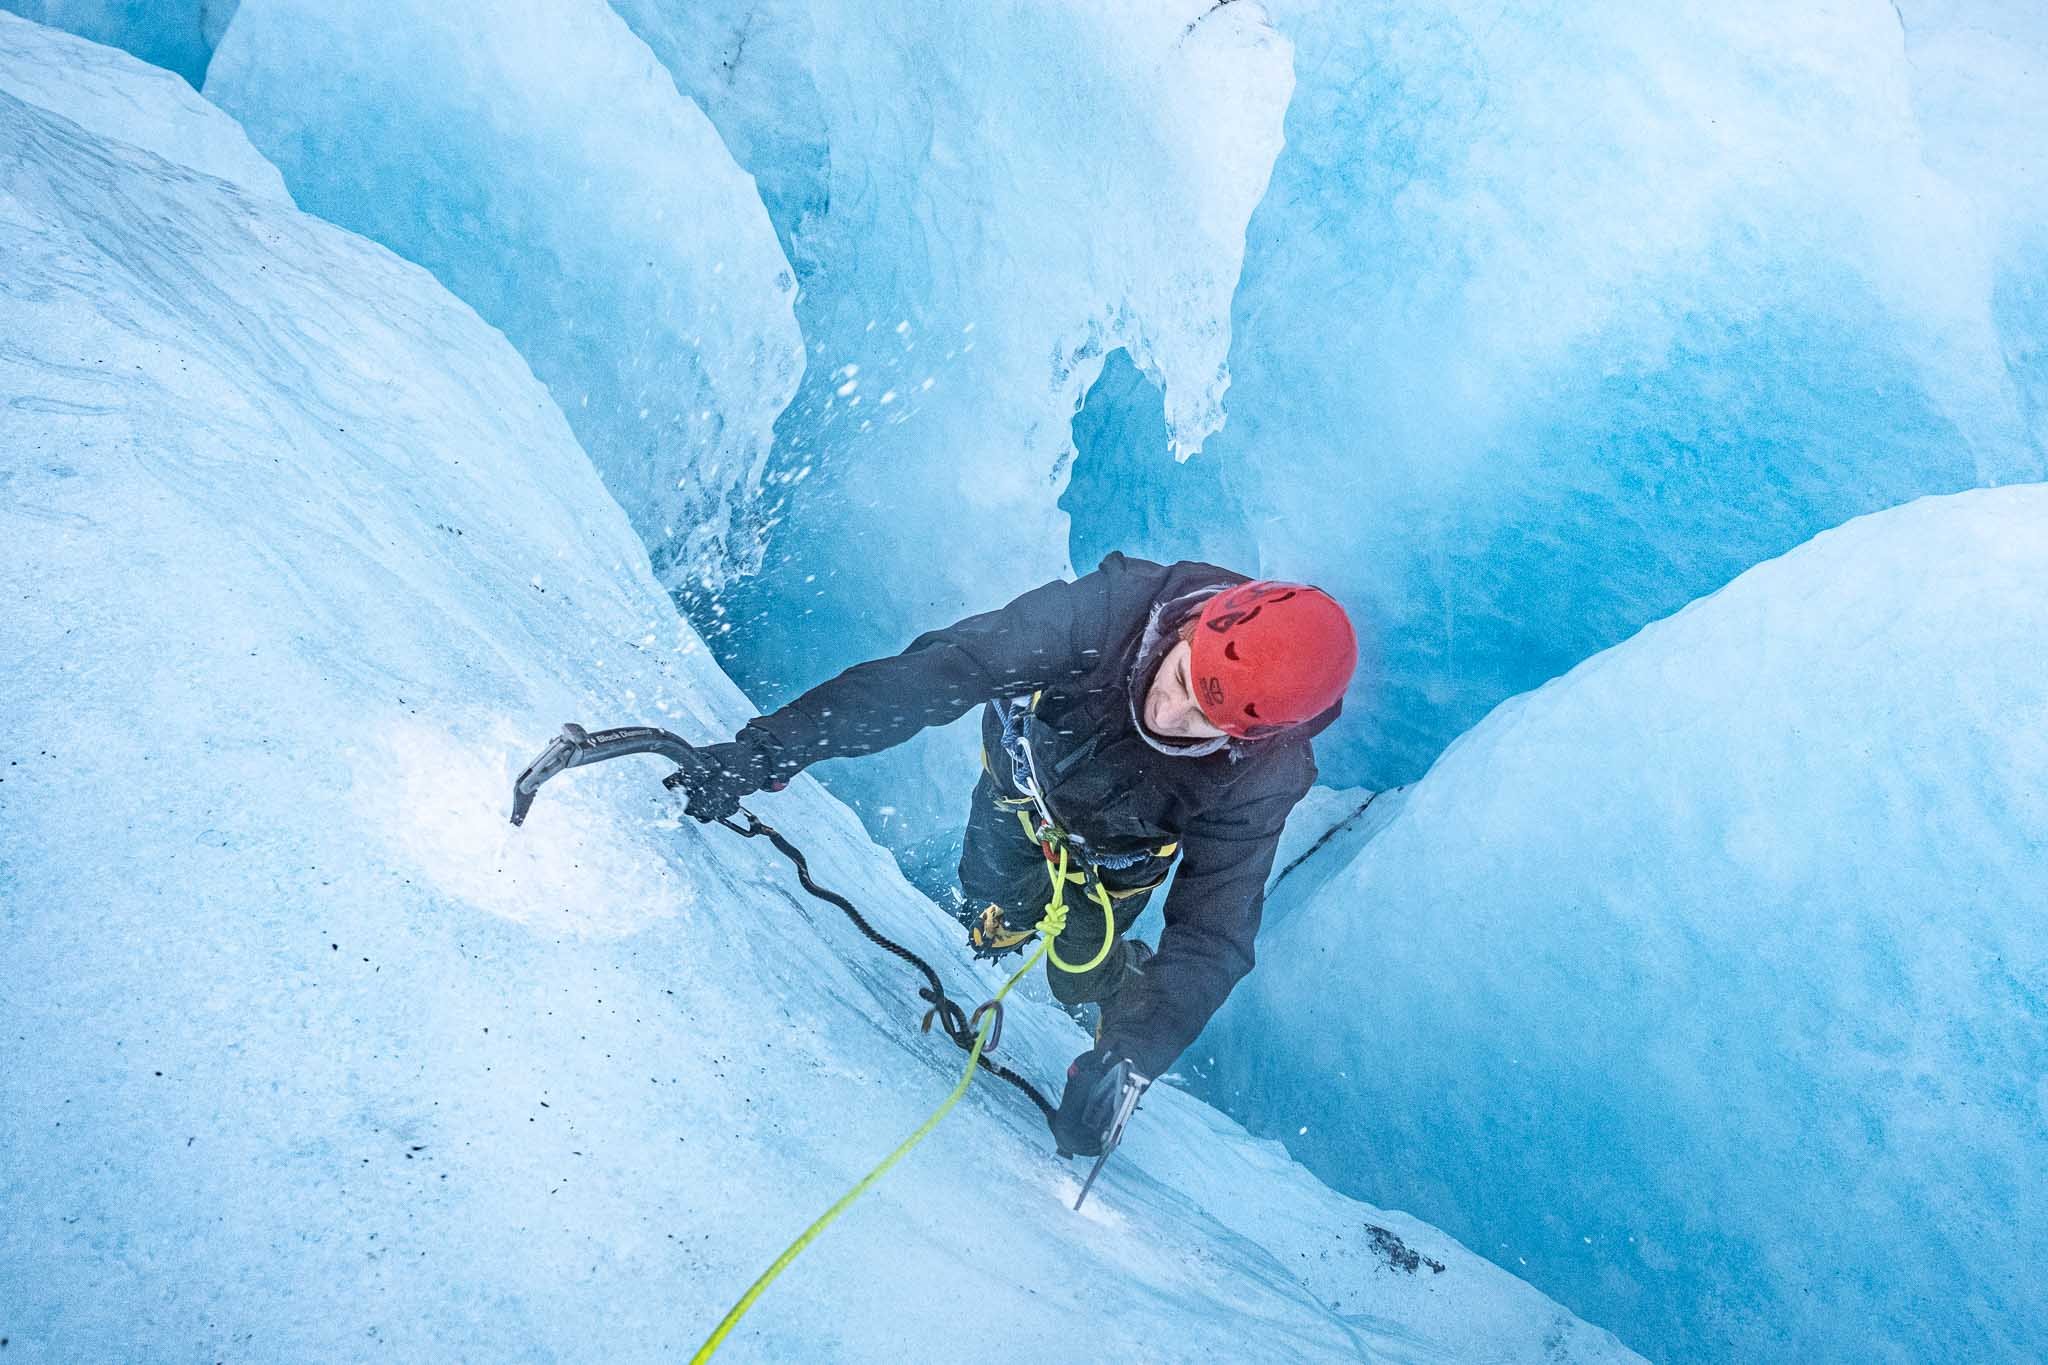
[743,553,1330,1076]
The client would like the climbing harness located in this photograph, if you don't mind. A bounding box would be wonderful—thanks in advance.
[971,691,1157,970]
[509,722,1129,1359]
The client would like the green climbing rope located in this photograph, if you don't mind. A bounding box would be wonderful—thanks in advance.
[1016,810,1118,976]
[694,810,1126,1358]
[691,917,1057,1362]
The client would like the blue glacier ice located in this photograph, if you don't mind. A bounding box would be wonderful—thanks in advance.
[598,0,2048,887]
[1041,0,2048,800]
[0,0,229,87]
[0,9,278,199]
[10,4,2048,1360]
[205,0,804,598]
[19,0,2048,889]
[0,39,1637,1364]
[1198,485,2048,1362]
[608,0,1295,856]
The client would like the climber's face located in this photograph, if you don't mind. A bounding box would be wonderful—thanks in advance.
[1143,639,1229,741]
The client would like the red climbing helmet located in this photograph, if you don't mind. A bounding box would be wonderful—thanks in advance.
[1189,581,1358,738]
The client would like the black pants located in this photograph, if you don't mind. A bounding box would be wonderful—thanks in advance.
[957,770,1161,1007]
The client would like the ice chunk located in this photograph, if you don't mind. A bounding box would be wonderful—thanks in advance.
[0,10,281,198]
[0,0,230,87]
[206,0,803,596]
[1196,485,2048,1362]
[1109,0,2048,798]
[0,77,1634,1363]
[617,0,1293,850]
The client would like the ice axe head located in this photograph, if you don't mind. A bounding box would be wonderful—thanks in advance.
[509,723,705,827]
[509,723,592,826]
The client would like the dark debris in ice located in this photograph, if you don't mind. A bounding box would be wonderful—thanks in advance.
[1366,1223,1445,1275]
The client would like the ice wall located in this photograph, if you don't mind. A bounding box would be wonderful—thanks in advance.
[1087,0,2048,792]
[0,9,277,198]
[205,0,803,598]
[0,0,231,87]
[1196,486,2048,1362]
[1895,1,2048,441]
[1062,349,1260,578]
[610,0,1294,854]
[0,40,1637,1364]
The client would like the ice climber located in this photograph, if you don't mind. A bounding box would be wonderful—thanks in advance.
[666,553,1359,1159]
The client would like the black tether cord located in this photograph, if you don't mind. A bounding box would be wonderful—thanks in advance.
[721,810,1057,1121]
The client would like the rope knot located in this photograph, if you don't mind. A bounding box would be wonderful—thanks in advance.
[916,985,969,1043]
[1035,899,1069,940]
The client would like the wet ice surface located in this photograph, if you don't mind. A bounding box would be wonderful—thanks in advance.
[0,63,1636,1364]
[1202,486,2048,1362]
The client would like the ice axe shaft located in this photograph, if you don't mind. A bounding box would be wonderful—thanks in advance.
[510,722,705,826]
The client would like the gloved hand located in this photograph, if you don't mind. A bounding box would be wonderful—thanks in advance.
[1049,1047,1149,1157]
[662,732,792,823]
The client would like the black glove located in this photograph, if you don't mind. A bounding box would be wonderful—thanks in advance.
[662,732,793,823]
[1049,1047,1149,1157]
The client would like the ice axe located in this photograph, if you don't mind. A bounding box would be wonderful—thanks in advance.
[1069,1060,1150,1212]
[510,722,709,827]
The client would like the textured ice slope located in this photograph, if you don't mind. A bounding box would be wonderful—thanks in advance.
[1199,486,2048,1363]
[206,0,803,597]
[0,9,278,198]
[0,0,230,87]
[0,58,1634,1365]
